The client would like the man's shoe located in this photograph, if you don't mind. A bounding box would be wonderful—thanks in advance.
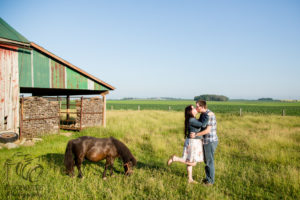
[202,178,208,183]
[203,182,213,186]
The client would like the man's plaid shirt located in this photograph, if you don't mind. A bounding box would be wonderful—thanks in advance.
[203,109,218,144]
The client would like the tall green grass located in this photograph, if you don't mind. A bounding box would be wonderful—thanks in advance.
[0,110,299,199]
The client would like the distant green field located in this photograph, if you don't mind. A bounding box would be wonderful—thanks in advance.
[107,100,300,116]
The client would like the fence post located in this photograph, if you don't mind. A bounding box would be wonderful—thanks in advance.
[169,106,171,111]
[101,92,108,128]
[19,96,24,140]
[80,97,83,131]
[138,105,140,111]
[66,95,70,121]
[282,109,285,116]
[57,97,60,131]
[111,106,113,110]
[240,108,242,117]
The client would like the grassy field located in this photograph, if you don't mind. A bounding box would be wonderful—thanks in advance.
[0,110,299,199]
[107,100,300,116]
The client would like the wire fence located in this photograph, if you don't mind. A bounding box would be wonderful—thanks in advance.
[107,103,300,116]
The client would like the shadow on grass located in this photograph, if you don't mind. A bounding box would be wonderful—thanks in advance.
[136,160,186,177]
[38,153,66,176]
[136,161,163,170]
[39,153,186,179]
[39,153,128,177]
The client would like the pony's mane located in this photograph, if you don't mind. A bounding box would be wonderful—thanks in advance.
[110,137,136,166]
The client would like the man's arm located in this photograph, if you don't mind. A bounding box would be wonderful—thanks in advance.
[190,126,211,138]
[198,113,209,128]
[190,118,205,128]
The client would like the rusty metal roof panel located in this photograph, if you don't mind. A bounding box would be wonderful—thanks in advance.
[51,60,65,89]
[30,43,115,90]
[95,82,109,91]
[0,17,30,44]
[15,47,113,92]
[18,48,32,87]
[33,50,50,88]
[66,67,88,90]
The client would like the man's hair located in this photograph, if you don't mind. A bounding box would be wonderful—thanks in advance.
[196,100,207,108]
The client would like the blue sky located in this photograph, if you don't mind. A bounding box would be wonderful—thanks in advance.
[1,0,300,100]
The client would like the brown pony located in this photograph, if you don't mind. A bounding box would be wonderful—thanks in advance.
[64,136,137,179]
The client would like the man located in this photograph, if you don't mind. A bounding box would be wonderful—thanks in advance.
[190,100,218,186]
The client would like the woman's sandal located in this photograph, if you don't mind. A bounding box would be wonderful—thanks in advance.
[167,155,175,166]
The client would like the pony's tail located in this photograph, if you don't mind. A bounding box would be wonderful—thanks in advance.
[64,140,74,175]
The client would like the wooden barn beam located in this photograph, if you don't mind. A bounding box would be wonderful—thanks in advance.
[0,38,31,50]
[21,87,109,96]
[101,91,109,128]
[66,95,70,121]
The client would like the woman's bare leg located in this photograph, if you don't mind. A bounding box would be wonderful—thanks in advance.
[168,155,196,166]
[186,165,197,183]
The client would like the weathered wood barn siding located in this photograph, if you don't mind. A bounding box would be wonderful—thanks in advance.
[0,44,19,133]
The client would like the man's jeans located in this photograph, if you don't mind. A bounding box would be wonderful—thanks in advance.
[203,141,218,184]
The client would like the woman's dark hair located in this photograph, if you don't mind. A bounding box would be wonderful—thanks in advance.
[184,105,194,138]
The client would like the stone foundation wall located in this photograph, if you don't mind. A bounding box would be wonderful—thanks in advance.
[75,97,103,128]
[21,97,59,138]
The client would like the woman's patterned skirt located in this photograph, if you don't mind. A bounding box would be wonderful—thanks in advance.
[182,138,204,163]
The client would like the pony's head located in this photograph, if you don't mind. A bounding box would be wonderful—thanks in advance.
[124,157,137,176]
[110,137,137,176]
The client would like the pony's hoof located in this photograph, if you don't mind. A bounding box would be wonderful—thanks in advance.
[78,175,83,179]
[102,177,107,180]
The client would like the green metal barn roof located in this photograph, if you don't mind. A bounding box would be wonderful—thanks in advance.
[0,18,115,95]
[0,17,30,44]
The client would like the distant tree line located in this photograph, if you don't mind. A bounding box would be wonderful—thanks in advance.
[194,94,229,101]
[258,98,273,101]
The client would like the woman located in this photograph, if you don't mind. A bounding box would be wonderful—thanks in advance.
[167,105,208,184]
